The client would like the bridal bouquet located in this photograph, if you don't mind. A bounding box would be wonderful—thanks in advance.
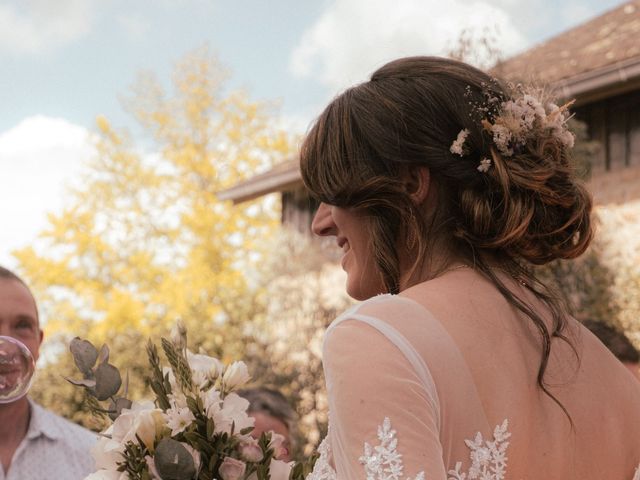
[67,323,315,480]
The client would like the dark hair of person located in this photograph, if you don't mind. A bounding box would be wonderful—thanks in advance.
[583,320,640,364]
[0,265,39,321]
[300,56,593,420]
[237,387,297,435]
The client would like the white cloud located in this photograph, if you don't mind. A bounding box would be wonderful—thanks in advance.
[0,116,95,267]
[289,0,527,92]
[0,0,94,55]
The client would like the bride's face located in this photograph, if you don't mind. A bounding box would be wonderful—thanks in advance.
[311,203,385,300]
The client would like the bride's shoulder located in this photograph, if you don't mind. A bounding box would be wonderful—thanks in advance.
[329,293,439,331]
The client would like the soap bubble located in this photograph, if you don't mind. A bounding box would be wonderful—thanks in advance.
[0,336,35,403]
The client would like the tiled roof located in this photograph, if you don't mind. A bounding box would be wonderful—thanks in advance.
[496,1,640,84]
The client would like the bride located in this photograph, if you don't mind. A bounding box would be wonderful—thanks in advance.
[299,57,640,479]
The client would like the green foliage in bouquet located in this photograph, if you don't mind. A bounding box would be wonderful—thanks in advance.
[67,323,317,480]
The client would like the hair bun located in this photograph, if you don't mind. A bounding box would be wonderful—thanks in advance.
[456,134,593,264]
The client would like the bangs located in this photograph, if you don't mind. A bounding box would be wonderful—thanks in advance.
[300,87,390,207]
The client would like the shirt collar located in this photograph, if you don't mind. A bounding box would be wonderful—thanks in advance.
[26,399,64,441]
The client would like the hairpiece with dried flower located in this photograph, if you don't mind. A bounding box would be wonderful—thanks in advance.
[449,84,575,174]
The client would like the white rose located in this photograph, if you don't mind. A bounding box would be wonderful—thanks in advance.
[219,457,246,480]
[222,361,251,391]
[112,401,165,451]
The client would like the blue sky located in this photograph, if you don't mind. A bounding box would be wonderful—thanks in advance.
[0,0,626,266]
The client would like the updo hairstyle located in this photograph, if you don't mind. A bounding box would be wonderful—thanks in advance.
[300,56,593,415]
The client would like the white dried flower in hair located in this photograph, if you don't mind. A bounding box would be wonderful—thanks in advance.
[490,124,514,156]
[477,158,492,173]
[450,128,470,156]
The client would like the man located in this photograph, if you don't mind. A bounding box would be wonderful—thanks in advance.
[238,387,296,461]
[583,319,640,381]
[0,266,96,479]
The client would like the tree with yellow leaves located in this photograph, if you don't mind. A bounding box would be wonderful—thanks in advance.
[14,47,294,426]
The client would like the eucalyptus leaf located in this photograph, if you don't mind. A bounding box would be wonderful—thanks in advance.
[108,396,133,421]
[98,343,110,365]
[154,438,196,480]
[70,337,99,375]
[94,363,122,400]
[65,376,97,389]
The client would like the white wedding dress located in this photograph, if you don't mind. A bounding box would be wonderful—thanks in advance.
[308,273,640,479]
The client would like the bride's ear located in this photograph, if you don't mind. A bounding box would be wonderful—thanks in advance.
[404,166,430,205]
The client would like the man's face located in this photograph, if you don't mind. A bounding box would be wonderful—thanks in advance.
[0,278,42,363]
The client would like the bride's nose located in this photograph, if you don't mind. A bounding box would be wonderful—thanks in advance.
[311,203,335,237]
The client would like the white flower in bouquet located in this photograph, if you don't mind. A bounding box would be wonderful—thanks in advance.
[219,456,247,480]
[187,350,223,387]
[164,404,196,436]
[210,392,255,435]
[200,386,222,417]
[167,391,188,409]
[91,427,123,471]
[111,401,165,451]
[222,361,251,392]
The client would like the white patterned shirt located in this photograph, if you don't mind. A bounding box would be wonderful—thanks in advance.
[0,400,98,480]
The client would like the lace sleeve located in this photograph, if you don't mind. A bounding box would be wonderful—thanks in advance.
[323,316,448,479]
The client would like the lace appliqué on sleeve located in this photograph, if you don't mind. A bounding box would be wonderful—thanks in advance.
[359,418,425,480]
[306,435,337,480]
[307,419,513,480]
[447,420,510,480]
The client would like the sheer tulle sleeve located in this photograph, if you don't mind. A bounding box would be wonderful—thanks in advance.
[323,305,448,479]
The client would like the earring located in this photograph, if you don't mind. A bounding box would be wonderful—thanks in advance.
[407,210,418,251]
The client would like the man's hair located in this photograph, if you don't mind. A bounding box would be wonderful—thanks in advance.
[583,319,640,364]
[0,265,39,321]
[237,387,296,434]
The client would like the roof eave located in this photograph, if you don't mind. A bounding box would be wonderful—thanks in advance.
[217,167,302,204]
[553,56,640,105]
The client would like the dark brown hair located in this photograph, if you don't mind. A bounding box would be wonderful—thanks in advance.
[300,56,593,416]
